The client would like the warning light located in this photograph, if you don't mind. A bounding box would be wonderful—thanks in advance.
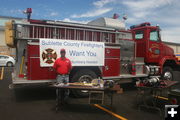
[23,8,32,20]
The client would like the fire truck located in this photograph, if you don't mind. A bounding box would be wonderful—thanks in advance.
[5,16,180,96]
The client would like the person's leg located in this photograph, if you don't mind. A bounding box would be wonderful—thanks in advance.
[63,75,69,84]
[56,75,63,84]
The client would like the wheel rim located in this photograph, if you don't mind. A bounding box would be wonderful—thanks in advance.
[78,75,93,93]
[79,75,93,83]
[164,71,172,80]
[7,63,12,67]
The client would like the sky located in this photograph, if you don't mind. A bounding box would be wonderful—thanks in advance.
[0,0,179,43]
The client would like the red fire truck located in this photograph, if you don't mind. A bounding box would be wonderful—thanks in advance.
[5,17,180,96]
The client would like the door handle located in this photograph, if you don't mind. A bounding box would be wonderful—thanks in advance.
[105,66,109,71]
[149,48,152,52]
[106,49,110,54]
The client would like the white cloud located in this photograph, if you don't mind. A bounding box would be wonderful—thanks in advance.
[123,0,173,11]
[10,9,23,14]
[70,0,114,18]
[133,11,150,18]
[49,12,59,17]
[127,17,141,24]
[93,0,115,8]
[42,8,60,18]
[122,0,174,22]
[161,27,180,43]
[71,8,112,18]
[62,18,89,24]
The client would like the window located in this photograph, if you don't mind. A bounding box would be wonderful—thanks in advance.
[93,32,97,41]
[0,56,7,59]
[4,56,9,59]
[118,32,133,40]
[135,31,143,39]
[150,31,159,41]
[102,33,109,42]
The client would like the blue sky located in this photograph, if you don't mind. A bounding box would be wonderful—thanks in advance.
[0,0,180,43]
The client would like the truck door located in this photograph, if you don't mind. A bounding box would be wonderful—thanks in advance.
[27,43,56,80]
[102,47,120,77]
[134,29,147,59]
[147,29,162,63]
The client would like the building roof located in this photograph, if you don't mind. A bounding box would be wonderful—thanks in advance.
[163,41,180,46]
[0,15,24,20]
[0,15,25,26]
[0,26,4,30]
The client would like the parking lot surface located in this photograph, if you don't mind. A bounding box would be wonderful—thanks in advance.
[0,67,179,120]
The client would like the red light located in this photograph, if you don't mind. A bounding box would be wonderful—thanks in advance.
[113,13,119,19]
[27,8,32,13]
[171,98,177,104]
[130,22,151,29]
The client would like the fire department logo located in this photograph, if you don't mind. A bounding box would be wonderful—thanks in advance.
[42,48,57,64]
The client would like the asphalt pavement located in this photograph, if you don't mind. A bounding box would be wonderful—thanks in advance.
[0,67,179,120]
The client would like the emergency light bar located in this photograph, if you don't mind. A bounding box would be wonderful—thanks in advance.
[130,22,151,29]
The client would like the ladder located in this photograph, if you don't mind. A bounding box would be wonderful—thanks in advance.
[14,22,116,43]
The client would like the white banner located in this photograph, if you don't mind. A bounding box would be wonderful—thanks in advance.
[39,39,105,67]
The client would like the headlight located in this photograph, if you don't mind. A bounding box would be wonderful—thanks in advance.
[155,67,159,74]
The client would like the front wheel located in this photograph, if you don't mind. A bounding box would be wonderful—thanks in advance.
[6,62,13,67]
[71,69,97,97]
[162,66,173,81]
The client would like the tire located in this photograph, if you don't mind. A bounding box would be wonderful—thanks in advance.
[71,69,97,97]
[6,62,13,67]
[162,66,173,81]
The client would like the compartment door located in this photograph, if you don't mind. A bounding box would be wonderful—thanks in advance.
[102,58,120,77]
[27,44,56,80]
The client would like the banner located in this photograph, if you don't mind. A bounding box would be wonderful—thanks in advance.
[39,39,105,67]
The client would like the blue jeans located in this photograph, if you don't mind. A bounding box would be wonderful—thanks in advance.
[56,75,69,84]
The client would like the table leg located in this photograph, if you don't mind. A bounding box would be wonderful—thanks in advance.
[135,89,143,109]
[152,89,162,116]
[110,92,113,107]
[56,88,60,112]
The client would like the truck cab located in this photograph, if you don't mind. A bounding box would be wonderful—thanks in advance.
[130,23,179,80]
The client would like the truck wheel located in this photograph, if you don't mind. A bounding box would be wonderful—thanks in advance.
[71,69,97,97]
[162,66,173,81]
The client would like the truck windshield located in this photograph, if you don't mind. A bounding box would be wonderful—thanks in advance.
[135,31,143,39]
[150,30,159,42]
